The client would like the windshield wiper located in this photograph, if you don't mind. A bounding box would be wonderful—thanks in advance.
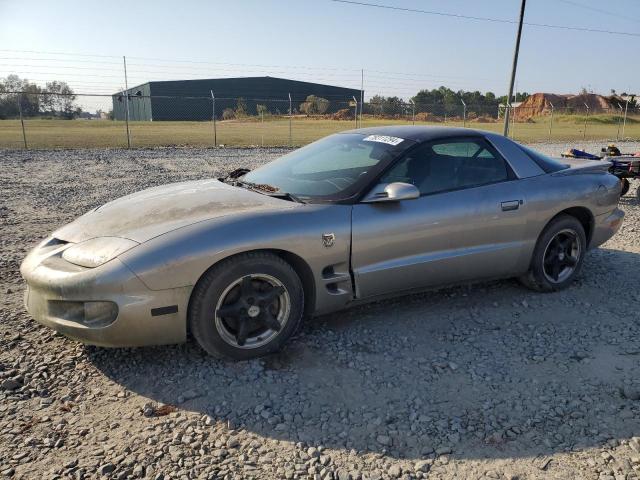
[269,191,306,204]
[235,180,306,204]
[235,180,278,193]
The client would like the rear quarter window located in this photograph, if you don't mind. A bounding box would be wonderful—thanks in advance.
[518,145,569,173]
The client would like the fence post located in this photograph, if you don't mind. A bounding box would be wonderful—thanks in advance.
[360,68,364,128]
[583,103,590,141]
[547,102,554,141]
[352,96,358,128]
[616,104,623,141]
[622,98,629,140]
[460,98,467,128]
[288,93,292,147]
[122,56,131,148]
[17,96,27,149]
[410,100,415,125]
[210,90,217,146]
[509,104,518,140]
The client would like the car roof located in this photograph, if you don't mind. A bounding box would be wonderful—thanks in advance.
[339,125,492,143]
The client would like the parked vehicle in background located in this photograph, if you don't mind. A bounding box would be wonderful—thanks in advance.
[562,145,640,199]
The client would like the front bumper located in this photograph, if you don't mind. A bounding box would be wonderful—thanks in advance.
[20,240,191,347]
[589,208,624,249]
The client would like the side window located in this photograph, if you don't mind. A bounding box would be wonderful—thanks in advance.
[380,138,510,195]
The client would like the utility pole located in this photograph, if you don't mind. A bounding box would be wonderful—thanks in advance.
[503,0,526,137]
[460,98,467,128]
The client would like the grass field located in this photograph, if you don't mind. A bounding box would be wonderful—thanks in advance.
[1,114,638,149]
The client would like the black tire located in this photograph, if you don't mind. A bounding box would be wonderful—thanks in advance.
[518,214,587,292]
[621,178,630,196]
[189,252,304,360]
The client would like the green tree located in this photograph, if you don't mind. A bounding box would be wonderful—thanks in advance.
[222,107,236,120]
[368,94,385,115]
[256,104,268,117]
[235,98,247,117]
[42,81,80,118]
[496,91,529,105]
[299,95,330,115]
[412,86,512,117]
[0,74,42,118]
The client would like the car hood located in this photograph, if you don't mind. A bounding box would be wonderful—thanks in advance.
[53,179,294,243]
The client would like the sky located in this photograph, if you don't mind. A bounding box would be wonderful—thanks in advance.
[1,0,639,111]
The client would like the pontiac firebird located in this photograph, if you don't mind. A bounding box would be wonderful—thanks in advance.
[21,127,624,359]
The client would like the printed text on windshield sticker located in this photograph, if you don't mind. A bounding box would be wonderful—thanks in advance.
[363,135,404,146]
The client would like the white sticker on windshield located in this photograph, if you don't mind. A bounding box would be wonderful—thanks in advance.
[363,134,405,146]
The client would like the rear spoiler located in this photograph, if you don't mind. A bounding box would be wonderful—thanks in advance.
[551,158,612,176]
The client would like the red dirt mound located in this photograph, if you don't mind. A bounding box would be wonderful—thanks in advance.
[513,92,622,120]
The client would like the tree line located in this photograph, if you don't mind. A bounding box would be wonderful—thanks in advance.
[0,75,82,119]
[368,86,530,117]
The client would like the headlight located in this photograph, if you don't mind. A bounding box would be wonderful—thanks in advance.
[62,237,139,268]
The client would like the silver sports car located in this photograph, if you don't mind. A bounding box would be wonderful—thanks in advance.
[21,127,624,359]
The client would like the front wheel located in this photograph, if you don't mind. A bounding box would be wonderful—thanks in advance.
[519,214,586,292]
[189,252,304,360]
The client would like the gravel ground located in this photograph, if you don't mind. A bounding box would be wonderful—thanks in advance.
[1,142,639,480]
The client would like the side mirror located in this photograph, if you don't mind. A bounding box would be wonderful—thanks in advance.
[362,182,420,203]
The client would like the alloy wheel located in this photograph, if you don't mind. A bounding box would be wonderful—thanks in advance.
[214,274,291,349]
[542,228,581,284]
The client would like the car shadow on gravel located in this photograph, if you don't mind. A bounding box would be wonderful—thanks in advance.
[88,247,640,461]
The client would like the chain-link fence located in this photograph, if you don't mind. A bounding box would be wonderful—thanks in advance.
[1,91,640,149]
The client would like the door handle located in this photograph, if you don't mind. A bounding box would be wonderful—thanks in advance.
[501,200,521,211]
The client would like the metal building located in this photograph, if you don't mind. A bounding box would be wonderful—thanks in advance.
[112,76,362,121]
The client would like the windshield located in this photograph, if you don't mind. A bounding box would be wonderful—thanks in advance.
[241,133,414,202]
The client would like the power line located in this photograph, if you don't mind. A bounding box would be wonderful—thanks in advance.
[0,49,121,58]
[1,59,501,86]
[0,48,501,82]
[0,62,494,84]
[0,49,363,73]
[3,68,468,89]
[2,71,125,79]
[556,0,640,24]
[330,0,640,37]
[0,56,123,65]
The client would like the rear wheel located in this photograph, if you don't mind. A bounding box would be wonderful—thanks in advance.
[189,252,304,360]
[621,178,630,196]
[519,214,586,292]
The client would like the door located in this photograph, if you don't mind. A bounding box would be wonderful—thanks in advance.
[351,137,530,299]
